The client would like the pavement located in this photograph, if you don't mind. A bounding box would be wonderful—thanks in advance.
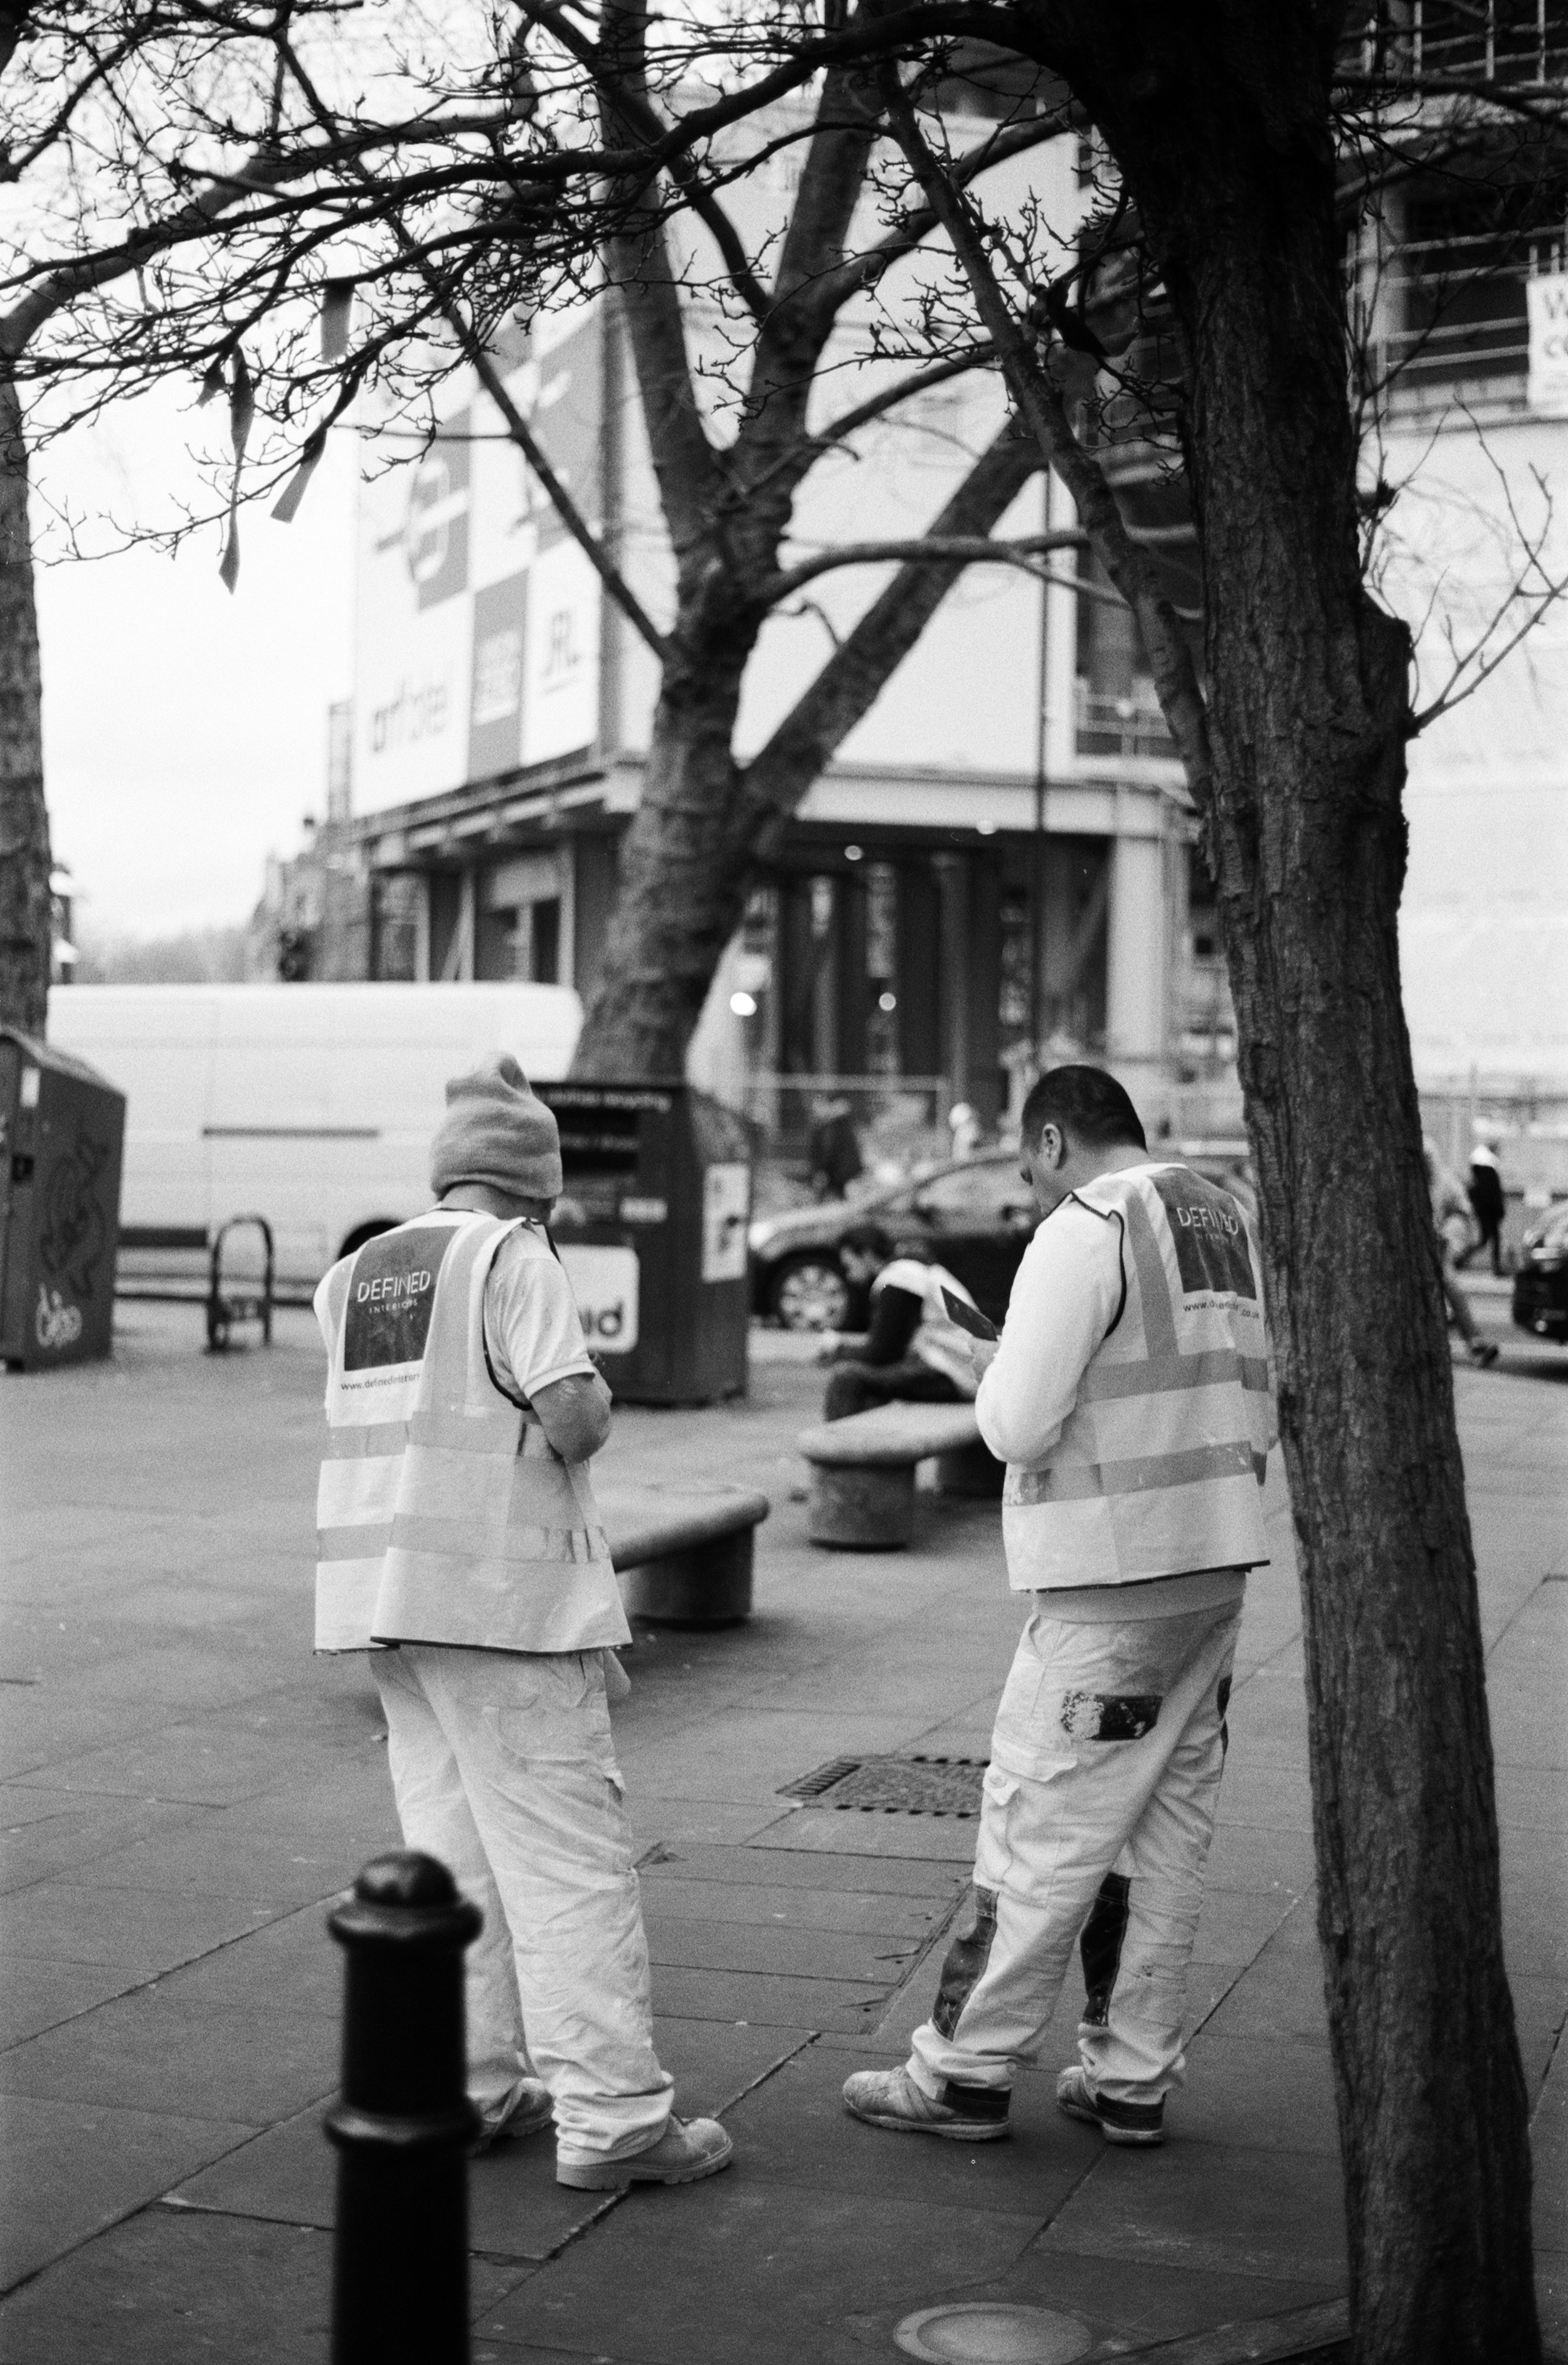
[0,1281,1564,2365]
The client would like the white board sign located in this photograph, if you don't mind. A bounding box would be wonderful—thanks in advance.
[354,310,604,813]
[700,1164,751,1283]
[558,1243,639,1355]
[1527,272,1568,414]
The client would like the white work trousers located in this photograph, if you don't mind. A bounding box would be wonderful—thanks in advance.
[909,1596,1242,2107]
[373,1644,673,2164]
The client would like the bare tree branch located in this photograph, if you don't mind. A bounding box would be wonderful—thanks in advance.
[757,524,1086,605]
[877,65,1214,803]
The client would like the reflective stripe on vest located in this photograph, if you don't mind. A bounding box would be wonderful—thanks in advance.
[1000,1165,1273,1590]
[314,1212,628,1654]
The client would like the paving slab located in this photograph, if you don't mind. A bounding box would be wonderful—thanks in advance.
[636,1875,951,1940]
[1035,2135,1348,2290]
[167,2100,618,2263]
[650,1964,894,2033]
[0,1795,211,1898]
[639,1842,967,1897]
[0,2090,258,2294]
[0,1989,337,2124]
[482,2180,1048,2365]
[0,1957,146,2051]
[644,1911,924,1985]
[0,1880,294,1974]
[0,2204,331,2364]
[149,1901,347,2019]
[9,1716,371,1809]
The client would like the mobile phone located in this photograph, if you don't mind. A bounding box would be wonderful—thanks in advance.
[941,1288,997,1341]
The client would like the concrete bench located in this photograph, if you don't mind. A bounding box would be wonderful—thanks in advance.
[598,1483,771,1627]
[797,1403,1004,1549]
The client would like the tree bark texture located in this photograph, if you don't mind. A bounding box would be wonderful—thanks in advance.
[1022,12,1538,2359]
[0,372,48,1038]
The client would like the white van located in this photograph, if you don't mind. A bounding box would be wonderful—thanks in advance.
[49,982,582,1284]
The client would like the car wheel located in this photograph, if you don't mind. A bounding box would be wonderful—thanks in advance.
[771,1254,851,1332]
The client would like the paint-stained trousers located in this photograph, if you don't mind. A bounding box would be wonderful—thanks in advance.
[374,1644,673,2165]
[909,1595,1242,2107]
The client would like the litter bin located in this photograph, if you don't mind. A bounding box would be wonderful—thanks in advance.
[538,1081,751,1405]
[0,1028,126,1370]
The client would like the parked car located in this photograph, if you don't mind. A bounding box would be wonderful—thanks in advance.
[1511,1198,1568,1344]
[749,1150,1039,1331]
[749,1140,1261,1333]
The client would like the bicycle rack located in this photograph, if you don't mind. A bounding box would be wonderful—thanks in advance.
[207,1214,275,1352]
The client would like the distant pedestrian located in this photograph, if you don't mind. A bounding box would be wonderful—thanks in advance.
[948,1101,982,1160]
[842,1065,1275,2149]
[312,1054,731,2190]
[1425,1140,1498,1367]
[1459,1141,1506,1276]
[809,1095,864,1200]
[817,1224,981,1421]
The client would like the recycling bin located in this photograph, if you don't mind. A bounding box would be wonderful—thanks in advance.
[0,1028,126,1370]
[538,1081,751,1405]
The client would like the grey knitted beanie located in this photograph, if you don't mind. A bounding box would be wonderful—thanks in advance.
[430,1053,563,1201]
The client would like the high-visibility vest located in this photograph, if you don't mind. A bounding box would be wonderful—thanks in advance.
[312,1210,629,1654]
[872,1258,982,1396]
[1002,1164,1273,1589]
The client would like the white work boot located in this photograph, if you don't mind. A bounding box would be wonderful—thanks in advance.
[556,2115,733,2190]
[474,2075,554,2152]
[842,2065,1010,2141]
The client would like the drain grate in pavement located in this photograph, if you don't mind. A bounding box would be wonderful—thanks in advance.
[780,1755,987,1817]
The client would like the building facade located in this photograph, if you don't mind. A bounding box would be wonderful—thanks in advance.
[304,30,1566,1169]
[336,124,1222,1143]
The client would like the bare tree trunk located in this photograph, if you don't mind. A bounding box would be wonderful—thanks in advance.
[0,372,48,1037]
[1081,26,1540,2362]
[573,420,1042,1078]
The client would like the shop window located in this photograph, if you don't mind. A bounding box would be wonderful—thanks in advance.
[1360,163,1568,401]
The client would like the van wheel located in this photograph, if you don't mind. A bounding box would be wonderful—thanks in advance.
[338,1220,398,1260]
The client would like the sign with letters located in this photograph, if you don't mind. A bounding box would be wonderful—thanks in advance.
[354,309,603,813]
[1527,271,1568,414]
[344,1225,457,1370]
[1152,1171,1256,1302]
[558,1243,640,1355]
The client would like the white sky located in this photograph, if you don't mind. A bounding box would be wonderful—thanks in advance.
[33,391,358,943]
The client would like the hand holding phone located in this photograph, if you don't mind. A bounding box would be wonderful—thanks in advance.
[940,1288,997,1342]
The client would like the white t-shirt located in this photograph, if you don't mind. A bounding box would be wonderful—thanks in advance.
[482,1225,598,1405]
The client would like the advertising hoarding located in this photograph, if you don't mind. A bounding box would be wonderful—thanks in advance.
[354,310,603,815]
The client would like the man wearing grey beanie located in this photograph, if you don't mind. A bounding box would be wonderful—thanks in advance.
[312,1052,731,2190]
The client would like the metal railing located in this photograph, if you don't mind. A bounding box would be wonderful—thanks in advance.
[1341,2,1568,88]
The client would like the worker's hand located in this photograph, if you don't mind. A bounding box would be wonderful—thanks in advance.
[967,1335,1001,1380]
[813,1333,844,1366]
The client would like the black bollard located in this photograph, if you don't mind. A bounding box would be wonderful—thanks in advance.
[326,1851,482,2365]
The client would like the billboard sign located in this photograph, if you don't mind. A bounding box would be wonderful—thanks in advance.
[1527,270,1568,414]
[354,310,603,814]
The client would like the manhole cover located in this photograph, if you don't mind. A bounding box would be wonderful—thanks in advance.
[894,2302,1093,2363]
[780,1755,986,1817]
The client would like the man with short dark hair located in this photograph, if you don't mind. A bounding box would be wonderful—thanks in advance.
[844,1064,1275,2149]
[818,1222,983,1421]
